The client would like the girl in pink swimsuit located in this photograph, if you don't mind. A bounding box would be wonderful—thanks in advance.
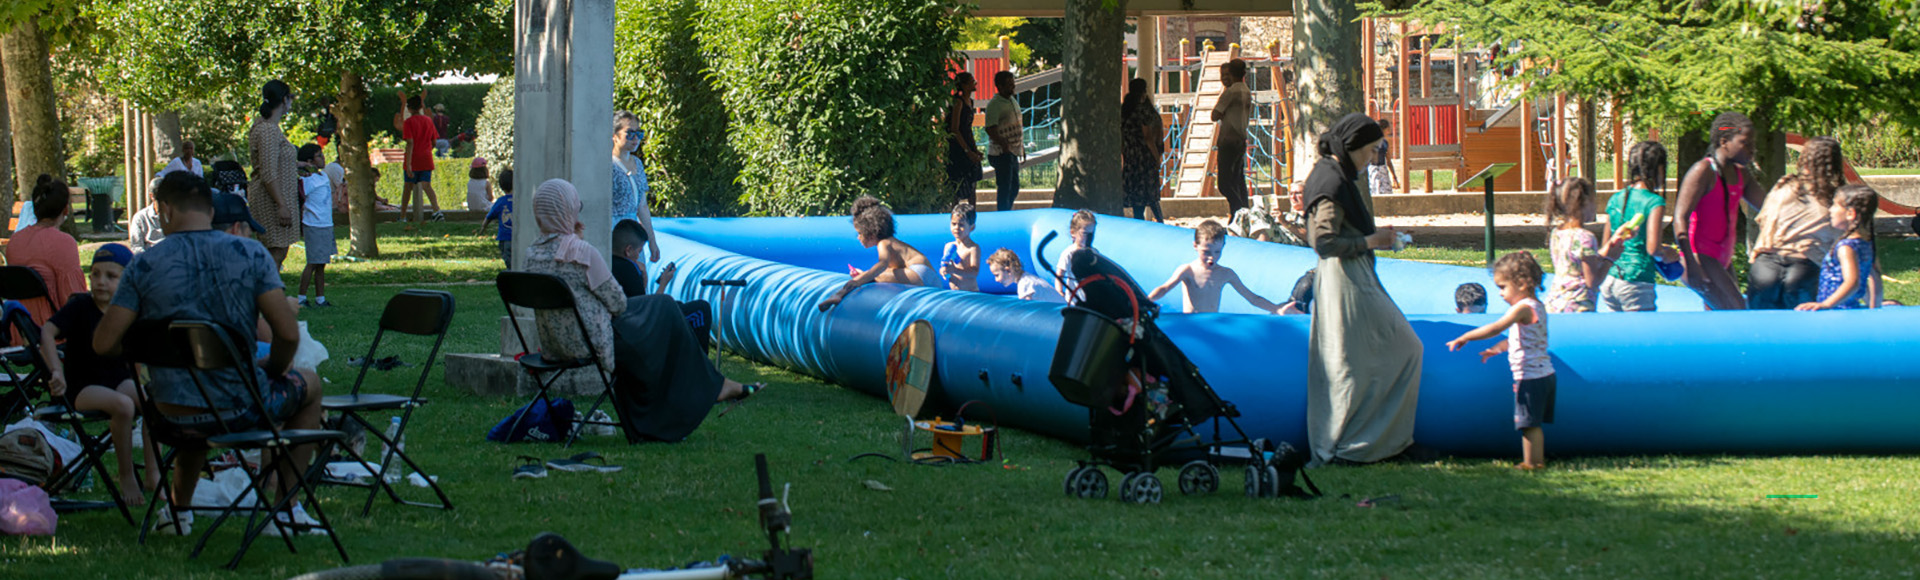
[1673,112,1756,310]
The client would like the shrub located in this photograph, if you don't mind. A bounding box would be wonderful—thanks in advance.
[474,76,516,170]
[697,0,965,216]
[617,0,742,216]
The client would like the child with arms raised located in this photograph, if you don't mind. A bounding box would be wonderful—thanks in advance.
[1797,185,1882,311]
[941,202,982,291]
[818,196,937,311]
[1446,252,1555,469]
[1147,220,1284,313]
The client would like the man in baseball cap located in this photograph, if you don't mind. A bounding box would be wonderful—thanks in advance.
[212,193,267,236]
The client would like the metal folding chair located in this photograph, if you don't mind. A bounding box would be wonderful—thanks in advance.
[128,320,354,569]
[321,290,455,515]
[0,267,55,421]
[496,272,619,448]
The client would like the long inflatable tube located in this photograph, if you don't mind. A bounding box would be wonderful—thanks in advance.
[656,210,1919,455]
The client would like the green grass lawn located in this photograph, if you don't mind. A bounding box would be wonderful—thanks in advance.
[12,225,1920,579]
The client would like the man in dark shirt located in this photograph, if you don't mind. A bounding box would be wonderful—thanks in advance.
[612,219,712,351]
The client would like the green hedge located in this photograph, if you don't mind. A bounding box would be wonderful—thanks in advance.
[695,0,964,216]
[617,0,742,216]
[360,83,494,142]
[474,76,516,173]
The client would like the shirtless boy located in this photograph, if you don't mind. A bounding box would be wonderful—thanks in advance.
[1148,220,1283,314]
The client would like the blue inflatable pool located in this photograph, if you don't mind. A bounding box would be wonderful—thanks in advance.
[653,209,1919,456]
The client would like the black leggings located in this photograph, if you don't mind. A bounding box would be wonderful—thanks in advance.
[1747,253,1819,310]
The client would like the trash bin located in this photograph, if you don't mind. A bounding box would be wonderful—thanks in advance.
[1048,307,1132,409]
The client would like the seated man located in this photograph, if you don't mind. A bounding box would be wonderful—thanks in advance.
[93,171,323,534]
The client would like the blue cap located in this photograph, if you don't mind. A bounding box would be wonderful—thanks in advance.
[211,193,266,234]
[92,243,133,267]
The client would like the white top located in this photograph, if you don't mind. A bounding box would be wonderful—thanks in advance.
[128,205,166,253]
[1213,82,1251,143]
[13,201,34,232]
[301,172,333,227]
[158,157,206,177]
[1018,273,1065,303]
[467,179,491,210]
[985,95,1023,157]
[1506,297,1552,381]
[323,162,346,193]
[1055,245,1089,302]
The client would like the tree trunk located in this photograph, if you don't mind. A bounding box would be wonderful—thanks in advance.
[1050,0,1128,214]
[0,56,13,233]
[1290,0,1365,177]
[3,17,64,234]
[338,70,380,258]
[153,111,182,159]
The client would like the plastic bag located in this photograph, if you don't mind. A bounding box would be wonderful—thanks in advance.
[190,468,262,516]
[0,478,56,535]
[292,321,329,370]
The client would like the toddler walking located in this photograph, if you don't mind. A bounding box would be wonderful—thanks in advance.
[1447,251,1554,469]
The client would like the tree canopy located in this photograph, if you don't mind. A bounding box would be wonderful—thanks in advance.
[1379,0,1920,137]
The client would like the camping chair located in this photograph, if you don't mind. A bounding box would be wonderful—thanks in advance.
[0,266,56,421]
[13,306,139,525]
[127,319,352,569]
[320,289,455,515]
[495,272,620,448]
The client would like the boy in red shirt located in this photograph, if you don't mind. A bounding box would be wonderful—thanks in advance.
[400,95,444,221]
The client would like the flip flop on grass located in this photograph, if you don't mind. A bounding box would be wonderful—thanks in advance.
[512,456,549,479]
[719,382,768,417]
[546,451,623,473]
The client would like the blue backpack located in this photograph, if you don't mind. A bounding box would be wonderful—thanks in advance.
[487,398,576,443]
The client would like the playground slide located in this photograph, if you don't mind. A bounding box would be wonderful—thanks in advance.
[655,210,1919,456]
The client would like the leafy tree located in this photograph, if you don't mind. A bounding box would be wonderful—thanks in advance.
[2,0,94,232]
[1052,0,1128,213]
[1381,0,1920,180]
[93,0,512,257]
[617,0,740,216]
[956,17,1036,71]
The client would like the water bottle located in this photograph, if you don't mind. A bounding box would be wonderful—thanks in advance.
[380,417,406,482]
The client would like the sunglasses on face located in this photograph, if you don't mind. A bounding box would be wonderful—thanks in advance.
[625,130,643,139]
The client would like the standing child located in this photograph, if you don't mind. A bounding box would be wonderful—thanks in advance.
[818,196,938,311]
[1369,118,1398,195]
[39,244,156,504]
[1446,252,1554,469]
[296,144,335,307]
[1599,141,1673,312]
[1055,209,1098,299]
[480,169,515,268]
[1797,185,1881,311]
[1146,220,1283,313]
[1455,282,1488,314]
[1545,177,1632,313]
[987,248,1065,302]
[467,157,493,211]
[941,202,982,291]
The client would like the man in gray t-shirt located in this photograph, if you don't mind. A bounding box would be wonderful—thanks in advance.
[95,171,321,519]
[1211,58,1253,215]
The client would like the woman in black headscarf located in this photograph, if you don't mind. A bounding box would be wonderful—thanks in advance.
[1303,113,1424,465]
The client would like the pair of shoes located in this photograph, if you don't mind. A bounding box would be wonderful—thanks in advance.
[574,410,617,437]
[155,505,194,536]
[313,299,333,308]
[297,296,309,307]
[430,211,446,222]
[512,456,548,480]
[718,383,767,417]
[546,452,623,473]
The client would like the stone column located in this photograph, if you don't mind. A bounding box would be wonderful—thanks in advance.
[1137,16,1158,93]
[513,0,614,267]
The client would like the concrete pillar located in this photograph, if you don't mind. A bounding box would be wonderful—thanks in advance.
[1137,16,1158,94]
[513,0,614,268]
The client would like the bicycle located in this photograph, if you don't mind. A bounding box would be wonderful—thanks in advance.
[289,454,812,580]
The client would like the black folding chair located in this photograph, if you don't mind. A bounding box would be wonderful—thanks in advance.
[321,290,455,515]
[16,306,139,525]
[0,266,56,421]
[128,320,353,569]
[496,272,619,448]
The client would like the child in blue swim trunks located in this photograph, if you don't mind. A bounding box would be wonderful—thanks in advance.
[819,196,940,311]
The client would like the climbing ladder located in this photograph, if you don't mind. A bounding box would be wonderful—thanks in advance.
[1173,49,1237,198]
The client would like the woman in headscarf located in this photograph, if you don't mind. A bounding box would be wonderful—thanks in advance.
[525,179,761,442]
[1302,113,1424,465]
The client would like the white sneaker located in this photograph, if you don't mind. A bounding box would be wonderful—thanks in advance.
[156,506,194,536]
[262,502,325,537]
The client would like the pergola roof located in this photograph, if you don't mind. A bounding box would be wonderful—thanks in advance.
[973,0,1291,17]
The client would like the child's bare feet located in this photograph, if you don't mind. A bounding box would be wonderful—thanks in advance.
[1514,462,1545,471]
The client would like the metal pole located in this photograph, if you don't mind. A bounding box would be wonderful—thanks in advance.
[1485,175,1496,268]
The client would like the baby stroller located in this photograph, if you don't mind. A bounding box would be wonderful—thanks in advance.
[1041,236,1309,504]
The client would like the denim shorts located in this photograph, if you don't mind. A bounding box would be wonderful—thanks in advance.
[159,372,310,440]
[404,170,434,184]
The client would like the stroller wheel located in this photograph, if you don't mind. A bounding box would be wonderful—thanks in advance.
[1260,465,1282,498]
[1243,465,1263,498]
[1067,466,1109,500]
[1178,461,1219,495]
[1119,472,1163,504]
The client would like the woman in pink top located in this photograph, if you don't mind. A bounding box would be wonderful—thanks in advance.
[1672,112,1763,310]
[8,176,89,326]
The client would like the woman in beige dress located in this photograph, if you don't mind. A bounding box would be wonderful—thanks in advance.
[248,79,301,269]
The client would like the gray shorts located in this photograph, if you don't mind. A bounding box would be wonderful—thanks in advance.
[1599,276,1657,312]
[304,225,336,265]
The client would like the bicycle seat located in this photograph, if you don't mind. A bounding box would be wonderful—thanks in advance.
[524,533,622,580]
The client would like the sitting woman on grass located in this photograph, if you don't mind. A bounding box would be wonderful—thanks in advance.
[524,179,761,442]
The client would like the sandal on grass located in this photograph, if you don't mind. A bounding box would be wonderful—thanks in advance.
[718,383,767,417]
[547,451,623,473]
[512,456,548,480]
